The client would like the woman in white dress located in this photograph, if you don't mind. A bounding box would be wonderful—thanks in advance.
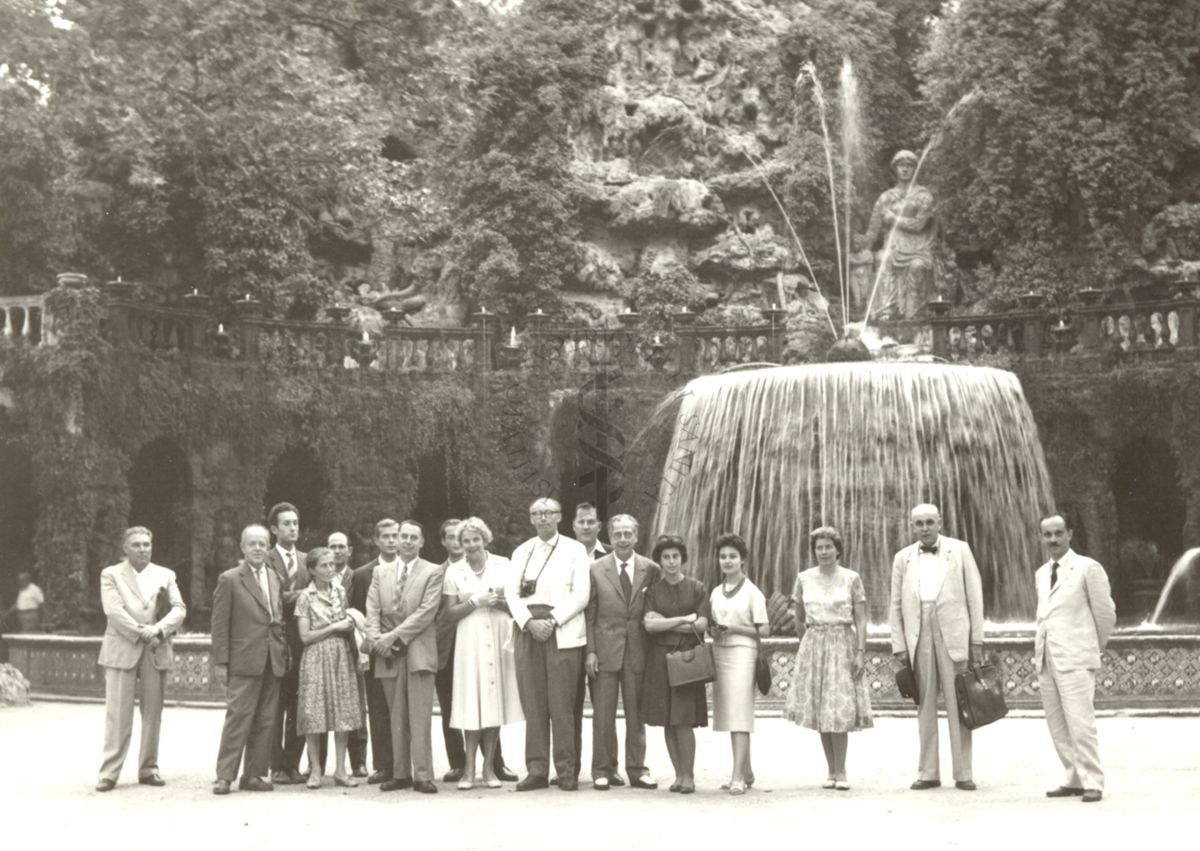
[441,517,523,790]
[708,533,769,796]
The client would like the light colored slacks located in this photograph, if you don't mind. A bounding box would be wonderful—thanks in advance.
[591,665,647,779]
[380,660,435,782]
[98,648,164,782]
[914,602,972,782]
[1039,643,1103,791]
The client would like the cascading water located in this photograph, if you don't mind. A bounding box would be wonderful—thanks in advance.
[650,363,1055,623]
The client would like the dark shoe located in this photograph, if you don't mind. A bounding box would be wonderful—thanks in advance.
[593,777,610,790]
[212,780,231,796]
[271,770,298,786]
[608,773,626,787]
[1046,786,1085,798]
[95,778,116,792]
[910,779,941,790]
[495,765,520,783]
[955,780,977,791]
[679,784,695,794]
[379,778,413,792]
[368,770,392,785]
[517,775,549,792]
[1082,789,1103,803]
[238,777,274,792]
[558,777,579,791]
[669,783,682,793]
[443,767,464,783]
[138,773,166,787]
[631,774,658,790]
[413,780,438,794]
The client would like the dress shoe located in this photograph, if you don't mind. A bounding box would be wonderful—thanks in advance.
[351,765,369,779]
[367,770,392,785]
[238,777,274,792]
[334,775,358,788]
[495,766,519,783]
[1046,786,1085,798]
[835,781,851,791]
[955,780,977,791]
[557,777,579,791]
[379,778,413,792]
[212,780,231,796]
[631,774,658,790]
[443,767,465,783]
[608,773,626,787]
[516,775,549,792]
[593,777,610,790]
[669,782,682,793]
[413,780,438,794]
[138,774,165,787]
[95,778,116,792]
[910,779,941,790]
[1082,789,1103,803]
[271,770,300,786]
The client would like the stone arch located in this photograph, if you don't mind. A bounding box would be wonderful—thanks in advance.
[127,437,193,612]
[263,445,329,551]
[1111,437,1185,617]
[0,441,38,625]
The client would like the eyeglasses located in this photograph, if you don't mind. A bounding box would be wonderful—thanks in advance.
[529,510,560,518]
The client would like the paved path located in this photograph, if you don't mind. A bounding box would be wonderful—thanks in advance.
[3,702,1197,850]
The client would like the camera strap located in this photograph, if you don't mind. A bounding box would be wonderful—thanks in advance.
[520,536,560,590]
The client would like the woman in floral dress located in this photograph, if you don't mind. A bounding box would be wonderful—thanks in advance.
[784,526,873,790]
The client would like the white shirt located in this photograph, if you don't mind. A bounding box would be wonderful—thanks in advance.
[250,563,273,610]
[584,541,608,562]
[133,564,159,602]
[917,544,945,602]
[275,544,299,578]
[16,583,44,611]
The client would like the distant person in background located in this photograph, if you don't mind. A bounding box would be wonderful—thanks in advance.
[6,573,45,632]
[1035,512,1116,804]
[211,524,289,795]
[570,502,607,780]
[328,531,367,778]
[641,536,708,794]
[784,526,873,791]
[349,521,397,784]
[95,527,187,791]
[295,547,364,789]
[267,502,308,785]
[708,533,769,796]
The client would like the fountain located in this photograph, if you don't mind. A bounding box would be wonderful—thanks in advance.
[1148,547,1200,625]
[650,362,1054,623]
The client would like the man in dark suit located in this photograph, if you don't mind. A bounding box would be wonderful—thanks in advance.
[366,519,445,794]
[350,523,396,784]
[211,524,289,795]
[266,502,307,785]
[570,502,607,780]
[584,514,657,790]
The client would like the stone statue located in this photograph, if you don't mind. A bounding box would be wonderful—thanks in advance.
[860,150,937,320]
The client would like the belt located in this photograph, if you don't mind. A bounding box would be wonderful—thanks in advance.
[805,623,852,630]
[526,603,554,620]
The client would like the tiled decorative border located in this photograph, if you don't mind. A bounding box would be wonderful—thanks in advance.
[5,631,1199,709]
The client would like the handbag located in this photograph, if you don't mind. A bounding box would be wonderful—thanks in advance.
[954,659,1008,729]
[894,662,919,705]
[665,625,716,688]
[753,635,772,696]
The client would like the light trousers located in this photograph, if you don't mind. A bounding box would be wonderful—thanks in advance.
[1039,643,1103,791]
[98,648,164,782]
[914,602,973,782]
[380,661,436,783]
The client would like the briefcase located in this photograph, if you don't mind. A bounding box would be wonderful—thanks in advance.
[665,626,715,688]
[153,587,172,622]
[894,664,919,705]
[955,661,1008,729]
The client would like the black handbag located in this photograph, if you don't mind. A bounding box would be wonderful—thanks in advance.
[665,625,716,688]
[954,660,1008,729]
[753,636,772,696]
[894,662,919,705]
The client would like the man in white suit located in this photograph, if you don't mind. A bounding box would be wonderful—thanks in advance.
[507,497,591,791]
[1035,512,1116,803]
[889,504,984,791]
[95,526,187,791]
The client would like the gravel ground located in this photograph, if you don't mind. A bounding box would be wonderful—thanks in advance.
[3,701,1197,850]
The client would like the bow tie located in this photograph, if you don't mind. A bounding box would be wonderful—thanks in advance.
[919,543,938,554]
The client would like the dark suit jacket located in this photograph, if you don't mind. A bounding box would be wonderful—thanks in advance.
[268,547,308,656]
[435,558,457,672]
[211,561,289,678]
[585,552,657,674]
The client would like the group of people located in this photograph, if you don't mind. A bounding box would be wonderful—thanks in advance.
[93,499,1117,803]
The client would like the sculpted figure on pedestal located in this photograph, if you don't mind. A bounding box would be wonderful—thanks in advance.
[861,150,937,320]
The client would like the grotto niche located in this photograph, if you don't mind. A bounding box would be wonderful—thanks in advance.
[127,437,193,612]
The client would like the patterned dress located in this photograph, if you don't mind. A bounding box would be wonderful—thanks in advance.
[296,583,364,735]
[784,566,873,733]
[640,576,710,728]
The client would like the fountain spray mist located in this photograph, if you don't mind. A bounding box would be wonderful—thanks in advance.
[840,57,861,322]
[650,362,1053,622]
[801,63,848,331]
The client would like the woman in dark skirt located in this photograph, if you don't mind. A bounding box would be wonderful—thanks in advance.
[641,535,709,794]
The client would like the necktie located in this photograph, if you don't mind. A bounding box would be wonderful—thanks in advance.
[919,543,938,554]
[285,551,295,578]
[1050,560,1060,589]
[255,567,273,616]
[619,561,632,603]
[395,562,409,609]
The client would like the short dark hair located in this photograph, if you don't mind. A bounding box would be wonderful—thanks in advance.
[574,502,598,519]
[651,535,688,565]
[714,532,748,561]
[1040,510,1073,531]
[440,518,463,539]
[809,526,844,558]
[399,519,425,537]
[267,502,299,529]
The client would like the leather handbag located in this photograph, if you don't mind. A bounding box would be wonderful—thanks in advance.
[894,662,919,705]
[753,636,773,696]
[665,625,716,688]
[954,660,1008,729]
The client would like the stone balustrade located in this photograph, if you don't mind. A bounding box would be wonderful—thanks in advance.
[0,294,47,345]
